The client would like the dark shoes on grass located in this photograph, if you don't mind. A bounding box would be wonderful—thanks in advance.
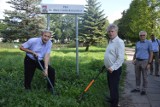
[105,96,121,107]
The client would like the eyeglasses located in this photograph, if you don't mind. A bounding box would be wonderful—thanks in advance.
[140,35,145,36]
[108,31,115,33]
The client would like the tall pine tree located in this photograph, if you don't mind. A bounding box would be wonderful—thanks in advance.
[2,0,45,42]
[79,0,108,51]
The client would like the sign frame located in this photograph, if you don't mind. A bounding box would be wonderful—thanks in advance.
[41,4,84,14]
[41,4,84,76]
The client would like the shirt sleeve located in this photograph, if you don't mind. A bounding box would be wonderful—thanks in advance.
[46,42,52,54]
[22,39,33,49]
[135,42,138,54]
[148,41,152,52]
[111,41,125,71]
[158,40,160,46]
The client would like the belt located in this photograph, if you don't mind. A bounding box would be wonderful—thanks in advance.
[136,58,147,61]
[25,55,43,62]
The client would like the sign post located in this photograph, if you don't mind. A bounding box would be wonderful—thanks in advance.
[46,14,50,30]
[41,4,84,76]
[75,15,79,75]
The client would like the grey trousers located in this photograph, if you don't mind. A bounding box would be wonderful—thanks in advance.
[135,60,148,91]
[150,52,159,75]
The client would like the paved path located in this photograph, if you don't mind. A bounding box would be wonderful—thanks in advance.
[119,47,160,107]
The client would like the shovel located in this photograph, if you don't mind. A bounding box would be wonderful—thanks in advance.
[35,56,55,95]
[78,65,106,101]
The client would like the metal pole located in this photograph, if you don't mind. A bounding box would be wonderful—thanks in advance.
[75,15,79,76]
[47,14,50,30]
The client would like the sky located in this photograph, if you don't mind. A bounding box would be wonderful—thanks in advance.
[0,0,132,23]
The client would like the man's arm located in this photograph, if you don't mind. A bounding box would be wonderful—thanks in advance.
[19,45,37,57]
[43,53,50,76]
[109,41,125,73]
[132,53,136,60]
[148,41,153,64]
[132,43,137,65]
[148,51,153,64]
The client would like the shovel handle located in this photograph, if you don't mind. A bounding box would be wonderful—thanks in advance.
[84,80,95,92]
[36,57,55,94]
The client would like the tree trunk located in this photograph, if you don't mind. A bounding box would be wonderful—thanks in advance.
[85,44,89,51]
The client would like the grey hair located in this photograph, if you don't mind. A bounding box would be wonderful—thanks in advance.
[139,31,147,36]
[42,30,52,35]
[107,24,118,32]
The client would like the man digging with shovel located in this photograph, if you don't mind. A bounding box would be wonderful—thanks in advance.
[20,30,55,94]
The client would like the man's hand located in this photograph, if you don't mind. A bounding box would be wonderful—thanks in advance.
[132,59,136,65]
[107,67,113,73]
[43,68,48,76]
[32,52,38,59]
[146,64,150,70]
[100,65,106,73]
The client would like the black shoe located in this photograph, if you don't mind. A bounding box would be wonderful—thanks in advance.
[155,74,160,77]
[131,89,140,93]
[141,91,146,95]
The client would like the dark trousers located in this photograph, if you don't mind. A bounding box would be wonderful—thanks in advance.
[150,52,159,75]
[24,55,55,89]
[107,67,122,107]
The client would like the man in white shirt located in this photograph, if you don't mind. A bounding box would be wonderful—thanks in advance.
[104,24,125,107]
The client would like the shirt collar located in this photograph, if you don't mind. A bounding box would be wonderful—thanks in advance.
[110,36,119,43]
[151,38,156,42]
[40,37,47,45]
[140,39,147,43]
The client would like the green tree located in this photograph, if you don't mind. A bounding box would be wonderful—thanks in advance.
[2,0,45,42]
[119,0,150,42]
[50,14,75,43]
[0,21,7,35]
[118,0,160,42]
[79,0,108,51]
[0,21,8,42]
[148,0,160,36]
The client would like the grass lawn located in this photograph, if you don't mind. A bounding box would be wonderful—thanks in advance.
[0,45,126,107]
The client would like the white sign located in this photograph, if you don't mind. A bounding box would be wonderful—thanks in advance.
[41,4,84,14]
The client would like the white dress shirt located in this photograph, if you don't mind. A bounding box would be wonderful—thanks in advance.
[104,36,125,71]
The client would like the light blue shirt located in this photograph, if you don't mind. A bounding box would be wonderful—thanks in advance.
[135,40,152,59]
[22,37,52,60]
[150,39,160,52]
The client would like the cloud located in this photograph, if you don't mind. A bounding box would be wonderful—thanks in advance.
[0,0,12,19]
[107,11,122,23]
